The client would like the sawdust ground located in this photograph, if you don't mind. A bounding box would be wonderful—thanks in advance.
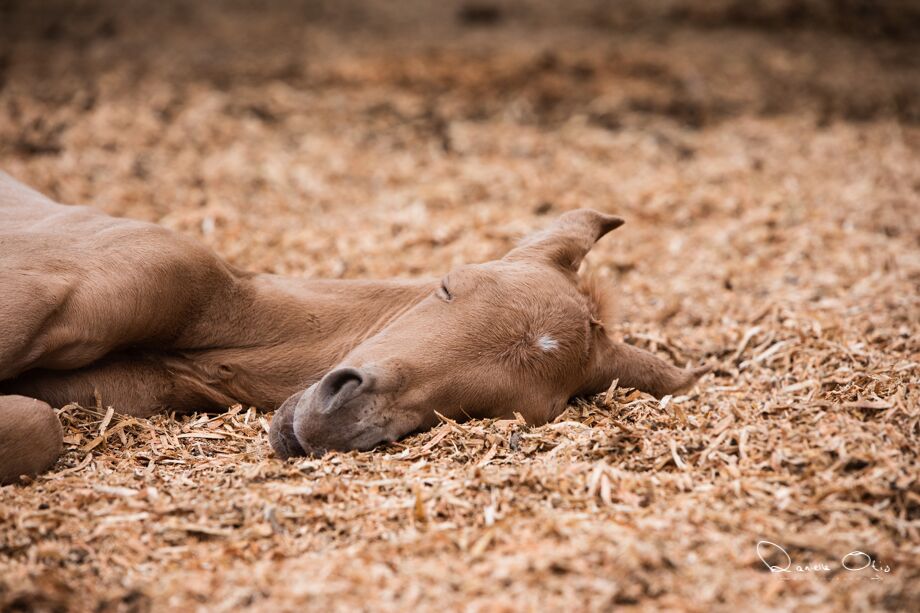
[0,2,918,611]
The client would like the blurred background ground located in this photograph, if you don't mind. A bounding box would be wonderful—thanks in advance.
[0,1,918,611]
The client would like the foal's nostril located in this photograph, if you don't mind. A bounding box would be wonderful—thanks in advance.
[318,367,365,413]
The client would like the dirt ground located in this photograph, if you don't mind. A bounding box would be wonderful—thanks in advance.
[0,1,918,611]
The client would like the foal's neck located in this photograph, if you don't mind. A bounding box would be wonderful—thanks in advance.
[176,273,434,407]
[248,273,433,348]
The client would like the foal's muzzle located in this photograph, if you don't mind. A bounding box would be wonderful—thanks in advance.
[268,390,307,459]
[269,367,383,459]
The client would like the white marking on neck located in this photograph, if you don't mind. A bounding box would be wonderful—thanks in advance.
[536,335,559,352]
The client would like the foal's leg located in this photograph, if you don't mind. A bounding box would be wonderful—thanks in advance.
[0,354,239,484]
[0,352,237,418]
[0,271,75,381]
[0,395,63,485]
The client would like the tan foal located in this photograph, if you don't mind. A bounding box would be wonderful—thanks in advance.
[0,171,706,483]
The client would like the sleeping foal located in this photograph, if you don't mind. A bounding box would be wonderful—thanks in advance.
[0,171,706,483]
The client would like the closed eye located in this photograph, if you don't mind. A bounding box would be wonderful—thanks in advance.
[436,279,453,302]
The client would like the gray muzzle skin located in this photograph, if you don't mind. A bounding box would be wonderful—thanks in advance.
[269,367,385,459]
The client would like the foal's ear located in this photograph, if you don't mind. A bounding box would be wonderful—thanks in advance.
[505,209,624,272]
[579,334,710,399]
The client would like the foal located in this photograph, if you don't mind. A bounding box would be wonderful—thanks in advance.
[0,171,706,483]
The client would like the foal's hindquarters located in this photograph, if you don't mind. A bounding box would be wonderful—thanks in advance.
[0,395,63,484]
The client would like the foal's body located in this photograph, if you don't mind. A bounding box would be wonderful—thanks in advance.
[0,171,705,484]
[0,172,427,414]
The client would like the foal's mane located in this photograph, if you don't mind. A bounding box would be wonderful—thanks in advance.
[579,272,617,331]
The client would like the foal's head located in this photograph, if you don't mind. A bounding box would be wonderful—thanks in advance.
[270,209,704,458]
